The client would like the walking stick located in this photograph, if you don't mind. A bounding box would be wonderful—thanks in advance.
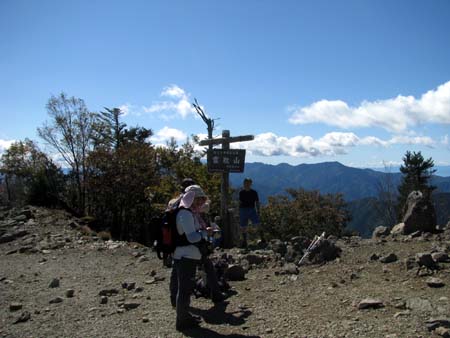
[298,232,326,266]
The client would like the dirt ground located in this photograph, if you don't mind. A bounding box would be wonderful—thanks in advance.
[1,207,450,338]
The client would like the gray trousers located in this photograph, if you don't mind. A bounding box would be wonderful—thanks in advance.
[170,258,199,322]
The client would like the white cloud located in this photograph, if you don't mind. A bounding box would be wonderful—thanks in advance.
[142,85,196,119]
[0,139,15,155]
[288,81,450,132]
[151,127,188,145]
[118,104,131,116]
[234,132,436,158]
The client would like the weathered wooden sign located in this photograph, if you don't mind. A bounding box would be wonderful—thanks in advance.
[207,149,246,173]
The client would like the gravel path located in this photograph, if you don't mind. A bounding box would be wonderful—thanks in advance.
[1,207,450,338]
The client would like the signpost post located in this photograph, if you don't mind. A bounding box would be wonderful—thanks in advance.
[199,130,254,247]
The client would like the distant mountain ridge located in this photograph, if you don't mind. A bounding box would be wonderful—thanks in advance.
[230,161,450,203]
[230,162,450,237]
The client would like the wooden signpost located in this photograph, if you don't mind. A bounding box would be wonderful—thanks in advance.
[194,99,254,247]
[199,130,254,248]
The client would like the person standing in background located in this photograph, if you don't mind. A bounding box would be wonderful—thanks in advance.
[239,178,264,248]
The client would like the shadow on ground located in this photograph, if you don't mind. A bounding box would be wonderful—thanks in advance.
[184,302,258,338]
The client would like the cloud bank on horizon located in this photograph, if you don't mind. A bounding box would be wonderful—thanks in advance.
[1,83,449,164]
[146,82,450,159]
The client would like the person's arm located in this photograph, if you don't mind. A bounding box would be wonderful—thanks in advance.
[177,210,202,243]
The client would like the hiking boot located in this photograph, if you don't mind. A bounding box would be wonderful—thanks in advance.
[176,316,201,331]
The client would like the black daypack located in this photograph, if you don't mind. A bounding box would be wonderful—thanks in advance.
[155,206,190,260]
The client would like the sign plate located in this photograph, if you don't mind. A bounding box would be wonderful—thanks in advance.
[207,149,246,173]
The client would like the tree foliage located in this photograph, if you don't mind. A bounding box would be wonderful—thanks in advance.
[397,150,436,219]
[0,139,64,206]
[260,188,350,240]
[38,93,97,213]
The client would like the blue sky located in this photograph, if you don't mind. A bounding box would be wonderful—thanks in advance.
[1,0,450,172]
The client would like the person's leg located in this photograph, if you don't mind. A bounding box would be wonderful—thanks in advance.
[202,256,224,302]
[239,208,249,247]
[169,260,177,307]
[175,258,199,329]
[249,208,265,242]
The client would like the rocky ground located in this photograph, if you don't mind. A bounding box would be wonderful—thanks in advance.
[1,206,450,338]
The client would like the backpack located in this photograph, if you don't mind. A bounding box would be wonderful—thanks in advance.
[154,205,190,260]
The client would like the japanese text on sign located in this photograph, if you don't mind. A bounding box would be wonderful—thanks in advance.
[207,149,246,173]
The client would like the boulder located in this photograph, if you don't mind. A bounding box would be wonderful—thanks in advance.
[372,226,390,238]
[243,253,266,266]
[269,239,287,256]
[391,223,406,236]
[416,253,439,272]
[282,263,299,275]
[224,264,246,281]
[402,191,437,234]
[307,239,342,264]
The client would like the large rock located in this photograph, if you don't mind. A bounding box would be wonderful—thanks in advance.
[372,226,390,238]
[391,223,406,236]
[269,239,287,256]
[307,239,342,264]
[401,191,437,234]
[224,264,246,281]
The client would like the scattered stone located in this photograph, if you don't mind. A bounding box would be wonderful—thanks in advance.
[427,277,445,288]
[432,252,450,263]
[122,282,136,291]
[100,296,108,304]
[13,311,31,324]
[65,289,75,298]
[49,297,63,304]
[123,301,140,310]
[137,256,149,263]
[9,302,23,312]
[435,326,450,338]
[357,298,384,310]
[99,288,119,296]
[134,287,144,293]
[265,328,273,334]
[149,270,157,277]
[394,311,411,318]
[369,253,380,261]
[47,277,60,288]
[379,253,398,263]
[425,317,450,331]
[142,317,149,323]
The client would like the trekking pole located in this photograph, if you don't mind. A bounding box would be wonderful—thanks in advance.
[298,232,326,266]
